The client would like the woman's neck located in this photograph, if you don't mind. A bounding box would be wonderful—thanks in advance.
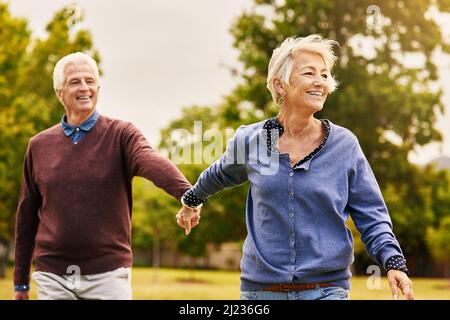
[277,107,320,138]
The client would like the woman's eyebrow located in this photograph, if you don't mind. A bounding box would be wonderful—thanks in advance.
[299,65,328,72]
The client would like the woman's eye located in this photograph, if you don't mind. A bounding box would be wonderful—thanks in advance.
[303,72,313,75]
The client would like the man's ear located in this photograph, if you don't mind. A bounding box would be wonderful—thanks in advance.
[55,89,63,103]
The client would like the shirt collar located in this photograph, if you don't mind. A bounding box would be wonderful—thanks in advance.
[263,117,285,135]
[61,110,100,137]
[263,117,330,135]
[262,117,331,154]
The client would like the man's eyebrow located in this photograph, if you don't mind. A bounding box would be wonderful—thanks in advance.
[67,76,95,81]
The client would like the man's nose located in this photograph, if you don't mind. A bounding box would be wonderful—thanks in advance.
[78,80,89,90]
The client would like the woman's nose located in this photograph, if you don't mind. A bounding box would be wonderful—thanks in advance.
[313,78,325,86]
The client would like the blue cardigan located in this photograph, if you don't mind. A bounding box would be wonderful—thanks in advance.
[191,119,405,291]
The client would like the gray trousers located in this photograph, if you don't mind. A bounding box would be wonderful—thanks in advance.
[32,267,132,300]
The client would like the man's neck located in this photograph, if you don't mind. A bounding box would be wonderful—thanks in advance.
[66,109,96,126]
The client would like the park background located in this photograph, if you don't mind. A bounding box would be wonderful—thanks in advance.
[1,0,450,299]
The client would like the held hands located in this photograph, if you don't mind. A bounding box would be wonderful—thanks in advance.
[176,205,201,235]
[387,269,414,300]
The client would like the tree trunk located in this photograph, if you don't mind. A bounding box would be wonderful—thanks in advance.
[190,256,196,281]
[152,234,160,284]
[444,261,450,288]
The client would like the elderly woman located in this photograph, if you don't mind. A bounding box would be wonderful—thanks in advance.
[177,35,413,300]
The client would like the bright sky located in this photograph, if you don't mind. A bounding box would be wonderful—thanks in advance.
[8,0,450,165]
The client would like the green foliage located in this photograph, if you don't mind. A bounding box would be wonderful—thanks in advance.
[0,3,100,250]
[156,0,450,272]
[156,105,248,257]
[426,216,450,276]
[132,178,180,248]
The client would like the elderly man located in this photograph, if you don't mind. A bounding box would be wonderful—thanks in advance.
[13,52,199,300]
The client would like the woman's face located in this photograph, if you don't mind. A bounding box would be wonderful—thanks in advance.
[284,51,329,113]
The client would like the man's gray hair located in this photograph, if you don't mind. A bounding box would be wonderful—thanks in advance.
[267,34,339,104]
[53,52,99,91]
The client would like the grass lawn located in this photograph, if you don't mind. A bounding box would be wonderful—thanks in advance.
[1,267,449,300]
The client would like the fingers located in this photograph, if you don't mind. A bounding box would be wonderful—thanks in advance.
[402,284,414,300]
[400,278,414,300]
[184,215,192,235]
[176,207,201,235]
[176,213,185,229]
[388,278,399,300]
[387,270,414,300]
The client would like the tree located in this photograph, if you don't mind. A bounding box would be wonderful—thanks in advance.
[426,216,450,282]
[0,3,100,277]
[159,0,450,275]
[132,178,183,282]
[158,106,248,265]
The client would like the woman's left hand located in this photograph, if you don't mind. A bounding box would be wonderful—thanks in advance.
[387,269,414,300]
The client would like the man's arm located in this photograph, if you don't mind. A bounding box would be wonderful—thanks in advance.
[13,142,42,299]
[121,122,191,200]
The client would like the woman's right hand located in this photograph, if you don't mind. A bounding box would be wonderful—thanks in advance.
[176,206,202,235]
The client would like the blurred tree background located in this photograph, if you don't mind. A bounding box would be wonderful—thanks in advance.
[1,0,450,280]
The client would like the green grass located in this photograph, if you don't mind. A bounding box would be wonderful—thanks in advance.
[1,267,449,300]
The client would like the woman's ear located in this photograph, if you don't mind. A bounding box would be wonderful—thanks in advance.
[273,78,285,95]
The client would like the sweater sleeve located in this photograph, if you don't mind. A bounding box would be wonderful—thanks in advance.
[346,141,405,269]
[121,122,191,200]
[14,141,41,286]
[189,125,249,200]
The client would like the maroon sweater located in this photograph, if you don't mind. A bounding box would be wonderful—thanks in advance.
[14,115,191,285]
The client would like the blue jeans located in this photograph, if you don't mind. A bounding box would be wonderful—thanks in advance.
[240,286,350,300]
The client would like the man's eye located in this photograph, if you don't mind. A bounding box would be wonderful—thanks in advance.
[303,72,313,75]
[321,74,328,79]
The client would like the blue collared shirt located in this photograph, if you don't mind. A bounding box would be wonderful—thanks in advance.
[189,119,406,291]
[61,110,100,144]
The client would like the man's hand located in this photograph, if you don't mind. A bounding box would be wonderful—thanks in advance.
[176,205,201,235]
[387,269,414,300]
[13,291,29,300]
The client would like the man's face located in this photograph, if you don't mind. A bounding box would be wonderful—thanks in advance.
[56,63,99,115]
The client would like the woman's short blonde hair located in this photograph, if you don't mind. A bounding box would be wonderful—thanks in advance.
[267,34,339,104]
[53,52,99,91]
